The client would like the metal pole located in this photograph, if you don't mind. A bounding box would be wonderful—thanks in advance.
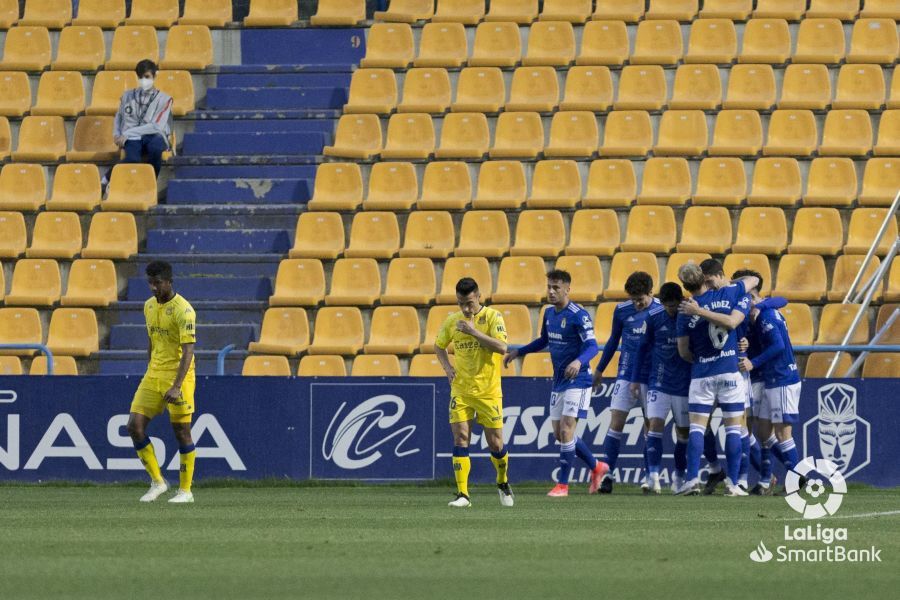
[217,344,236,375]
[844,308,900,377]
[842,191,900,304]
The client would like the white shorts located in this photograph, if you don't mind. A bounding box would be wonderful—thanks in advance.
[646,389,690,428]
[750,381,766,419]
[610,379,647,413]
[550,387,592,420]
[688,372,745,419]
[759,383,801,424]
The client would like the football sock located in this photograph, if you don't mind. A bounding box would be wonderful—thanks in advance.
[574,436,598,470]
[704,428,720,473]
[778,438,799,471]
[760,437,774,484]
[646,431,663,475]
[724,426,743,485]
[674,434,688,475]
[739,432,751,484]
[452,446,471,496]
[768,434,786,465]
[179,444,196,492]
[558,440,576,485]
[490,447,509,485]
[603,429,623,470]
[134,437,163,483]
[748,433,762,473]
[687,424,706,482]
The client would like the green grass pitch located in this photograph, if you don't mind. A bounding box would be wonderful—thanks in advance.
[2,483,898,600]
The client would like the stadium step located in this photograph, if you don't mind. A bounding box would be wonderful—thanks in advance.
[190,109,341,119]
[147,212,300,230]
[214,73,351,88]
[172,165,318,179]
[125,276,274,302]
[104,306,266,326]
[108,324,259,351]
[204,87,348,110]
[171,155,322,166]
[130,257,282,277]
[192,119,335,134]
[181,132,328,156]
[166,178,313,205]
[145,229,292,254]
[96,350,248,375]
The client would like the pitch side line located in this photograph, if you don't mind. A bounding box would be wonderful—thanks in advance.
[780,509,900,521]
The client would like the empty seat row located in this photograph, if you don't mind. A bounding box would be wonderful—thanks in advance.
[311,157,900,210]
[0,25,213,72]
[345,64,900,116]
[0,0,231,29]
[0,258,120,307]
[0,354,79,375]
[0,306,98,356]
[324,109,900,160]
[360,19,898,70]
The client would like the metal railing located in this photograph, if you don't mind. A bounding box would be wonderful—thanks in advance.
[0,344,55,375]
[217,344,237,375]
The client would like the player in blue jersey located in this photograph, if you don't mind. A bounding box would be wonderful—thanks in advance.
[592,272,658,494]
[630,282,692,494]
[504,270,609,497]
[675,262,758,496]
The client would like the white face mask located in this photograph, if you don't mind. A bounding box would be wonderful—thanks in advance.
[139,77,154,91]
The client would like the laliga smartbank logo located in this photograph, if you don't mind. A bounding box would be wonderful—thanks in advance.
[749,457,882,564]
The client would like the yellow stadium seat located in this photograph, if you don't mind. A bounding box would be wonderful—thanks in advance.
[26,212,81,259]
[723,253,772,292]
[400,209,455,259]
[306,163,363,212]
[485,0,538,23]
[787,207,844,254]
[52,26,105,71]
[654,110,708,156]
[20,0,70,28]
[860,158,900,206]
[0,211,25,258]
[506,67,559,112]
[819,110,873,156]
[647,0,699,20]
[247,308,310,356]
[559,66,613,112]
[709,109,762,156]
[492,304,533,346]
[754,0,807,18]
[160,25,213,70]
[685,19,737,63]
[0,115,8,160]
[0,355,21,374]
[632,20,683,65]
[414,23,467,68]
[739,18,790,64]
[520,352,552,376]
[621,205,677,253]
[802,158,858,206]
[522,21,575,66]
[763,110,818,156]
[81,211,136,259]
[593,0,644,21]
[833,64,886,110]
[845,208,898,255]
[381,113,435,159]
[309,0,365,25]
[102,164,157,212]
[12,116,66,162]
[0,26,51,70]
[829,255,882,301]
[537,0,587,22]
[181,0,232,27]
[583,159,636,207]
[30,355,78,375]
[473,160,526,209]
[418,162,471,210]
[344,212,400,259]
[747,157,802,206]
[677,206,733,254]
[0,307,42,355]
[45,308,97,357]
[861,0,900,18]
[242,355,291,376]
[732,207,787,254]
[0,72,31,116]
[105,26,158,69]
[433,0,485,24]
[665,252,711,283]
[407,353,445,376]
[352,354,403,376]
[456,210,510,257]
[289,212,345,260]
[723,64,776,111]
[398,68,451,113]
[780,303,814,345]
[670,64,722,110]
[435,112,490,159]
[326,258,382,306]
[577,20,629,66]
[73,0,124,28]
[692,157,747,206]
[566,208,619,256]
[298,355,346,376]
[244,0,297,26]
[0,163,46,211]
[606,253,660,299]
[451,67,505,113]
[848,18,898,64]
[153,71,195,114]
[510,210,565,257]
[554,255,604,302]
[794,18,846,64]
[363,161,418,211]
[700,0,752,19]
[380,257,436,305]
[436,258,492,305]
[816,303,870,345]
[375,0,434,22]
[614,65,668,111]
[365,306,421,354]
[863,353,900,377]
[65,116,119,162]
[876,303,899,340]
[308,307,365,355]
[268,259,326,307]
[874,109,900,155]
[544,111,598,158]
[126,0,178,27]
[807,0,860,18]
[805,352,854,377]
[778,64,832,110]
[772,254,827,301]
[86,71,137,115]
[527,160,582,208]
[0,0,16,29]
[323,114,383,159]
[592,302,618,342]
[59,258,118,308]
[469,21,521,67]
[599,111,652,157]
[489,112,545,159]
[360,23,414,68]
[637,157,693,206]
[6,258,61,306]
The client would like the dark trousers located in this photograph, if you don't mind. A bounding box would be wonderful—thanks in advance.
[123,134,166,177]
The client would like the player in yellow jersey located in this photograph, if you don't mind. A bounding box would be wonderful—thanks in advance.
[126,261,198,504]
[434,277,513,508]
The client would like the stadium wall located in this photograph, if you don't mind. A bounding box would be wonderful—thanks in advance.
[0,377,894,486]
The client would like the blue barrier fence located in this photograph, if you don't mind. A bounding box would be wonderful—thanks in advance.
[0,345,54,375]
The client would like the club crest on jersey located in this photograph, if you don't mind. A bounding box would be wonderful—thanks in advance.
[166,307,174,315]
[478,316,486,325]
[561,318,566,329]
[803,383,871,478]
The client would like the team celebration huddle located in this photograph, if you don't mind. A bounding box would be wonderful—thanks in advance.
[439,258,802,507]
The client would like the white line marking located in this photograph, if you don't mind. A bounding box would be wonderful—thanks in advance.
[780,509,900,521]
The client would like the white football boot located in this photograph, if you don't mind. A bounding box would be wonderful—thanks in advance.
[139,479,168,503]
[448,493,472,508]
[168,489,195,503]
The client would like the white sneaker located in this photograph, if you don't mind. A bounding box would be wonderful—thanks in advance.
[640,473,649,494]
[168,489,194,504]
[675,478,701,496]
[671,472,685,494]
[139,479,168,503]
[448,493,471,508]
[724,478,748,497]
[649,473,662,495]
[497,482,514,507]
